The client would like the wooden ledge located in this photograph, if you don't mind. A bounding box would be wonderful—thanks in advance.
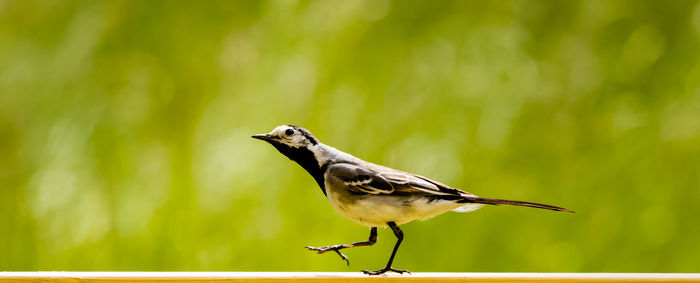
[1,272,699,282]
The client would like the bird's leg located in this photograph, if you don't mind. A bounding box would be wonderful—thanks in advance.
[363,222,409,275]
[306,227,377,266]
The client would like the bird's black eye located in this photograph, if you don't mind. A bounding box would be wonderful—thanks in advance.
[285,129,294,136]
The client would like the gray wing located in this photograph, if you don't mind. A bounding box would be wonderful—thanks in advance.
[326,163,394,194]
[327,162,474,197]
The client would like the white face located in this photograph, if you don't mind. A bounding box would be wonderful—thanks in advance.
[268,125,312,148]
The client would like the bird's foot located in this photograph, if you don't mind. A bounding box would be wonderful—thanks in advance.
[305,245,350,265]
[362,267,410,276]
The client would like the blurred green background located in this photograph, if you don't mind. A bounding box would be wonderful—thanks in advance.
[2,0,700,273]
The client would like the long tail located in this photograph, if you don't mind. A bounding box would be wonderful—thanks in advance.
[460,196,575,213]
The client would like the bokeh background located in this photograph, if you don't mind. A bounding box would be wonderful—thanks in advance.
[2,0,700,272]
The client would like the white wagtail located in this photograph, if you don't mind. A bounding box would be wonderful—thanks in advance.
[252,125,574,275]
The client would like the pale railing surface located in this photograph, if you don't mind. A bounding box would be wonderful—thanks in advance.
[2,272,700,282]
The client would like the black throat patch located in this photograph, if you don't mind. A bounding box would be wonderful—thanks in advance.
[270,142,327,196]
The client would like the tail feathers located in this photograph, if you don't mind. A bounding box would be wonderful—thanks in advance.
[460,196,575,213]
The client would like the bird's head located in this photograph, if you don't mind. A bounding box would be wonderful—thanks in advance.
[251,125,319,149]
[252,125,327,194]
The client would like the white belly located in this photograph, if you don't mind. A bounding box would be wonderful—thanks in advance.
[326,189,472,227]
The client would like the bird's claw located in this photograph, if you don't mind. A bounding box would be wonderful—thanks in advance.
[362,267,410,276]
[304,245,350,266]
[333,250,350,266]
[304,245,337,254]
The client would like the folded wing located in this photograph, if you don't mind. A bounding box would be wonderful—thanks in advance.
[327,162,475,197]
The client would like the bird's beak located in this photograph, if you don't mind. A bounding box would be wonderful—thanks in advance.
[251,133,273,141]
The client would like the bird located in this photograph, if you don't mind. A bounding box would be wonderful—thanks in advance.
[252,125,574,275]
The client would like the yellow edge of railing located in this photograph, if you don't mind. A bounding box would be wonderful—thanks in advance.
[1,272,700,282]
